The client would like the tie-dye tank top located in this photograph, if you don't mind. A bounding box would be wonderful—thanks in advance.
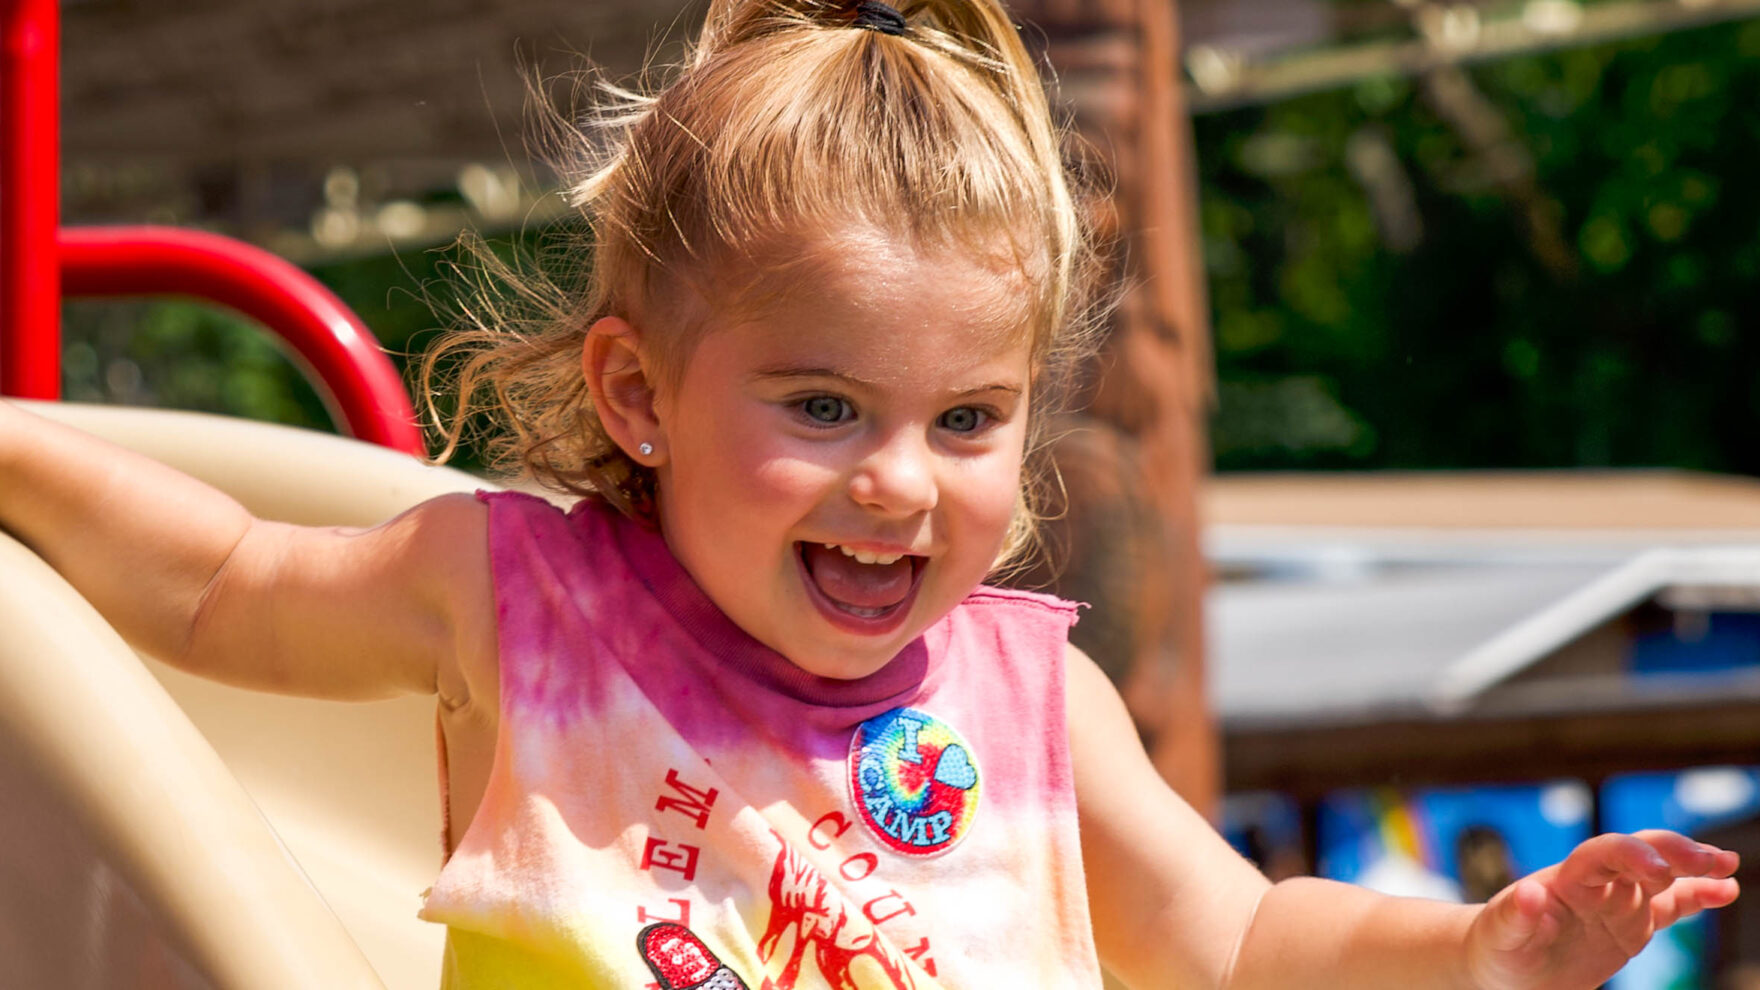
[419,492,1102,988]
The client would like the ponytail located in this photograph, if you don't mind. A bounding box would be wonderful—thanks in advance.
[679,0,1082,330]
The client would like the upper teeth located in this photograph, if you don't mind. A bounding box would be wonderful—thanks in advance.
[826,543,905,566]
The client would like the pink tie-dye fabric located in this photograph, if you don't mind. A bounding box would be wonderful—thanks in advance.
[419,492,1102,988]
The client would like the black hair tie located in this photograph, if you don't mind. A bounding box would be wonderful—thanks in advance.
[851,1,907,36]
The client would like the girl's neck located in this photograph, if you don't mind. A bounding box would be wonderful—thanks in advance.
[605,499,938,708]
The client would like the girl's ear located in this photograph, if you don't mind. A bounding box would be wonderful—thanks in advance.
[583,316,665,464]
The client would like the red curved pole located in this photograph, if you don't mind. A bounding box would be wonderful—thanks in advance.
[60,227,425,456]
[1,0,60,399]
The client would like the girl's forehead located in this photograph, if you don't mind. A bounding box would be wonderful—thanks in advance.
[711,227,1041,343]
[685,243,1036,389]
[734,314,1032,387]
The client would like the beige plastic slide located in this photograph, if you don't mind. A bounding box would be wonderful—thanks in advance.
[1,401,494,988]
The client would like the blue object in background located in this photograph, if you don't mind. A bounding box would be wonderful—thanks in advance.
[1604,767,1760,990]
[1222,791,1306,878]
[1317,782,1593,903]
[1630,612,1760,675]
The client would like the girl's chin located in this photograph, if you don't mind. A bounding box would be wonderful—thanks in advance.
[775,632,913,681]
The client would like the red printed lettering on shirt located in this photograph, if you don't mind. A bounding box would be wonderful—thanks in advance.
[862,890,916,926]
[808,811,851,850]
[640,837,702,881]
[637,898,692,927]
[902,936,937,977]
[654,768,719,830]
[839,852,878,882]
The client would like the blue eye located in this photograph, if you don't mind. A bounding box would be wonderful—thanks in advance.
[938,407,986,433]
[801,395,852,424]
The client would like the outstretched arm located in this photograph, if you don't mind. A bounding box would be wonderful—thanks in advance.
[0,400,494,705]
[1065,643,1270,987]
[1066,644,1739,989]
[1226,819,1738,989]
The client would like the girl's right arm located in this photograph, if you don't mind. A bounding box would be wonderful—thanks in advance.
[1068,644,1737,988]
[0,400,496,708]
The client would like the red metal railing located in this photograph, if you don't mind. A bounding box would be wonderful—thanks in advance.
[1,0,424,456]
[1,0,59,400]
[60,228,425,454]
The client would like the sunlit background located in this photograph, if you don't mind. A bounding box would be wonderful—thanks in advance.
[44,1,1760,985]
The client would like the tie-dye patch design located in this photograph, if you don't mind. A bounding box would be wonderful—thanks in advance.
[847,708,980,856]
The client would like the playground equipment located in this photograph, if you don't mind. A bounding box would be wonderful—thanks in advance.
[2,404,480,988]
[3,1,471,984]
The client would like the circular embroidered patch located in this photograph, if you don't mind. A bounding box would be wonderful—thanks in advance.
[847,707,980,856]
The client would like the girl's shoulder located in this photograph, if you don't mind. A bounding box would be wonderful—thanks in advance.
[939,584,1086,673]
[473,487,569,517]
[474,489,625,547]
[472,490,654,609]
[957,583,1085,623]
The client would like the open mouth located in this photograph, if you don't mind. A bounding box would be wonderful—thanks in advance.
[795,541,927,631]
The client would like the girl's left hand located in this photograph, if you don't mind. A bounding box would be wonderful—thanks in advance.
[1463,830,1740,990]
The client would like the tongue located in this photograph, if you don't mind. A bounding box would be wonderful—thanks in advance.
[803,544,914,610]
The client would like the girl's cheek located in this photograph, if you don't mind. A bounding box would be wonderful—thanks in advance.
[746,452,838,500]
[973,445,1026,500]
[983,463,1028,535]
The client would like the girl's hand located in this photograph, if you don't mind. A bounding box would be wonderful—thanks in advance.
[1463,830,1739,990]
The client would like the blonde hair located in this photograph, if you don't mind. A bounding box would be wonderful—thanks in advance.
[423,0,1104,570]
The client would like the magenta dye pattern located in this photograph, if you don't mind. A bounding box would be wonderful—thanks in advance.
[419,492,1102,988]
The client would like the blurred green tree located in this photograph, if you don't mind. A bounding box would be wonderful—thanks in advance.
[1200,16,1760,476]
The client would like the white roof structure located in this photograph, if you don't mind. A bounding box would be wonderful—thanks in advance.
[1210,562,1610,724]
[1204,472,1760,730]
[1429,547,1760,709]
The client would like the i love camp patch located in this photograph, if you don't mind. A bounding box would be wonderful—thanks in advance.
[847,707,980,857]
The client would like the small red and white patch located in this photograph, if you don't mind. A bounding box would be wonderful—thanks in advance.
[637,923,751,990]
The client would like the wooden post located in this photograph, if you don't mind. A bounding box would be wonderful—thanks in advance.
[1008,0,1219,816]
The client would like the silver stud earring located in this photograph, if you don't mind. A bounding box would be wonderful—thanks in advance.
[638,442,654,457]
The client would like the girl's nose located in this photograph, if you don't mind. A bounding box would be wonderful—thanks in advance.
[848,433,938,517]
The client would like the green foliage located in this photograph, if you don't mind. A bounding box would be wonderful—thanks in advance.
[1200,18,1760,475]
[61,298,331,429]
[58,234,535,473]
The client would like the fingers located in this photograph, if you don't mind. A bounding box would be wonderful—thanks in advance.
[1557,834,1674,896]
[1650,876,1742,930]
[1558,831,1739,896]
[1631,830,1741,880]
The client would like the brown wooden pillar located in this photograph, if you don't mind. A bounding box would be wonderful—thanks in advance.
[1008,0,1218,817]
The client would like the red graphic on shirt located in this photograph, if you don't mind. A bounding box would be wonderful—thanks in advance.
[638,923,751,990]
[756,839,915,989]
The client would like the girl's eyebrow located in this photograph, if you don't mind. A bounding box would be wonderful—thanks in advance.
[749,365,871,385]
[954,382,1024,399]
[751,365,1023,399]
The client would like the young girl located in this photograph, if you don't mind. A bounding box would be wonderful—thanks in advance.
[0,0,1738,986]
